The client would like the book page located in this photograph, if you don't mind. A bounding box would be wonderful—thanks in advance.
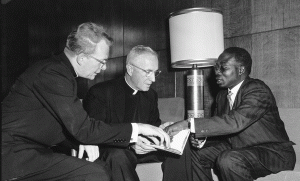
[149,129,190,155]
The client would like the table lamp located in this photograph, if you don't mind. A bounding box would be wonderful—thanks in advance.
[169,7,224,118]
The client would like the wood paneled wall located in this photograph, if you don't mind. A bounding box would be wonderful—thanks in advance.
[1,0,195,100]
[212,0,300,108]
[2,0,299,112]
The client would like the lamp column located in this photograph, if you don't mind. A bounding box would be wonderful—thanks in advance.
[186,65,204,118]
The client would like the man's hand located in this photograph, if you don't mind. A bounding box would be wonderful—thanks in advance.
[190,135,200,148]
[78,145,99,162]
[137,123,170,148]
[131,136,157,154]
[159,121,174,130]
[190,136,207,149]
[164,120,189,137]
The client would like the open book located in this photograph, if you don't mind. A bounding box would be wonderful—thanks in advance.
[149,129,190,155]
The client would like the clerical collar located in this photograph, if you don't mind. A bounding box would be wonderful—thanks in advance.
[74,70,79,77]
[63,51,79,78]
[124,76,138,95]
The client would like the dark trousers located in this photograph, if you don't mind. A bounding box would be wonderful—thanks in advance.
[99,147,165,181]
[163,140,296,181]
[162,141,192,181]
[2,148,111,181]
[191,141,296,181]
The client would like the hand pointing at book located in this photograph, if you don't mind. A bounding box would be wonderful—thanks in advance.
[164,120,189,137]
[137,123,171,148]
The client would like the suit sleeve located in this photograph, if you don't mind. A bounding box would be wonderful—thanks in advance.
[33,66,132,146]
[194,82,272,137]
[82,85,108,121]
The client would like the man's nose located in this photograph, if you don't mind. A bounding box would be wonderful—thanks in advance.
[149,73,156,82]
[101,64,107,70]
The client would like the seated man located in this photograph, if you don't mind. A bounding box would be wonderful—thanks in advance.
[83,45,166,181]
[2,22,170,181]
[164,47,296,181]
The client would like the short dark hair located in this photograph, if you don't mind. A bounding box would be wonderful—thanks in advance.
[221,47,252,75]
[66,22,113,55]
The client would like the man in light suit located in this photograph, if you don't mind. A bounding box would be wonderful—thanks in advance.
[164,47,296,181]
[2,22,170,181]
[83,45,166,181]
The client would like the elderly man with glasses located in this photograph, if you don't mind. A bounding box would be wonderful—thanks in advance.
[82,45,165,181]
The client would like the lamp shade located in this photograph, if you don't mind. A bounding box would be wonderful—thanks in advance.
[169,7,224,68]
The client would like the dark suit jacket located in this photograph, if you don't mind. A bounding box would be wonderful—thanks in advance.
[2,53,132,179]
[194,77,294,148]
[83,77,161,127]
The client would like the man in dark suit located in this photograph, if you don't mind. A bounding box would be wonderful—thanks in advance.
[1,22,170,181]
[164,47,296,181]
[82,45,165,181]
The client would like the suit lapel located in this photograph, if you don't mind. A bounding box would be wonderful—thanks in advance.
[217,90,230,115]
[232,77,251,110]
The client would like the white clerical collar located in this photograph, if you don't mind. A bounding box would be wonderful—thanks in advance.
[74,70,79,77]
[125,76,138,95]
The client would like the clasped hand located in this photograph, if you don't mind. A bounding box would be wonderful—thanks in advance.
[131,135,158,154]
[77,145,99,162]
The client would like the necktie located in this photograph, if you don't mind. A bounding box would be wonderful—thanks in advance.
[227,90,233,110]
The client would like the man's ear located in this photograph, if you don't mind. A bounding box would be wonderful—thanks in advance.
[126,64,133,76]
[239,66,245,75]
[76,54,85,66]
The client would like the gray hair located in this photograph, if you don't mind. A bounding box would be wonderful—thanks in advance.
[66,22,113,55]
[126,45,158,65]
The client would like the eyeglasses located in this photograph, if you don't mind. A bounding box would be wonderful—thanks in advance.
[87,55,107,68]
[65,46,107,67]
[130,64,161,77]
[214,63,241,73]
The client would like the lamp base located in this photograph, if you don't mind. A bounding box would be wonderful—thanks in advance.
[172,59,216,68]
[187,110,204,118]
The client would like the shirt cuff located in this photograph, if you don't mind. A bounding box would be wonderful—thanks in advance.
[130,123,138,143]
[190,118,195,133]
[189,118,207,148]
